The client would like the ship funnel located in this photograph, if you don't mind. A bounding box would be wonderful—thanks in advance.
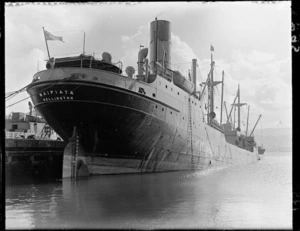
[149,19,171,73]
[192,59,197,92]
[137,47,148,75]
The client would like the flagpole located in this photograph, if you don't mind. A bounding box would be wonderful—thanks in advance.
[42,27,51,61]
[83,32,85,54]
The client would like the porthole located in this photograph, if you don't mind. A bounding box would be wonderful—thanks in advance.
[177,92,179,95]
[162,108,164,111]
[165,85,168,89]
[153,93,156,97]
[155,105,158,108]
[170,111,172,114]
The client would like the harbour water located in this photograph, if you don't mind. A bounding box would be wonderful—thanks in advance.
[5,152,292,229]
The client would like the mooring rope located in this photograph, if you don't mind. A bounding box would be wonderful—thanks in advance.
[5,75,80,109]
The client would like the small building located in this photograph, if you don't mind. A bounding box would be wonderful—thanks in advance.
[6,112,30,132]
[5,112,61,140]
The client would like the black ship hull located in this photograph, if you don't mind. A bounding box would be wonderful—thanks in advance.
[28,80,186,161]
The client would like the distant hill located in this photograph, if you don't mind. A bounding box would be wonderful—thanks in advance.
[252,127,292,152]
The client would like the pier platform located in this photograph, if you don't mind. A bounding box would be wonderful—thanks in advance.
[5,139,66,180]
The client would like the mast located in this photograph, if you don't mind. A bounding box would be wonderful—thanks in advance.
[155,17,158,75]
[220,71,224,124]
[162,44,166,70]
[250,114,262,137]
[228,91,238,124]
[83,32,86,54]
[237,84,241,130]
[260,116,263,146]
[209,49,214,123]
[245,105,250,136]
[224,101,229,123]
[207,45,222,124]
[233,105,236,129]
[192,59,197,93]
[200,74,210,99]
[231,84,246,131]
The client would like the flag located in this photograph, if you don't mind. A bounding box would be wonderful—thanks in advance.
[44,29,64,42]
[210,45,214,52]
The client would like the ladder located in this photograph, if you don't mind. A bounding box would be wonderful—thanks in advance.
[71,126,79,179]
[41,124,51,139]
[187,96,194,168]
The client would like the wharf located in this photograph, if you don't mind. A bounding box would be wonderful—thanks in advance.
[5,138,66,179]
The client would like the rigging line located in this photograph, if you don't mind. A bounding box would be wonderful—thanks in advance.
[260,116,263,144]
[172,62,192,65]
[5,76,78,108]
[5,90,17,95]
[5,95,32,108]
[215,85,220,98]
[5,93,19,101]
[5,84,30,100]
[5,90,28,101]
[5,92,18,99]
[5,90,19,98]
[196,65,204,84]
[241,106,247,120]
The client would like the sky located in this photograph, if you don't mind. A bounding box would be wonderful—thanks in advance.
[5,2,292,130]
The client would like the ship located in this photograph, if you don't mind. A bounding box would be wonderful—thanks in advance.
[27,18,260,178]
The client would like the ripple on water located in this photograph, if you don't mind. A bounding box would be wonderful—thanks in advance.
[5,152,292,229]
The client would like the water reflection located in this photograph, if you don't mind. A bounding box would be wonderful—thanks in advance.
[59,171,205,229]
[6,152,292,229]
[6,179,63,229]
